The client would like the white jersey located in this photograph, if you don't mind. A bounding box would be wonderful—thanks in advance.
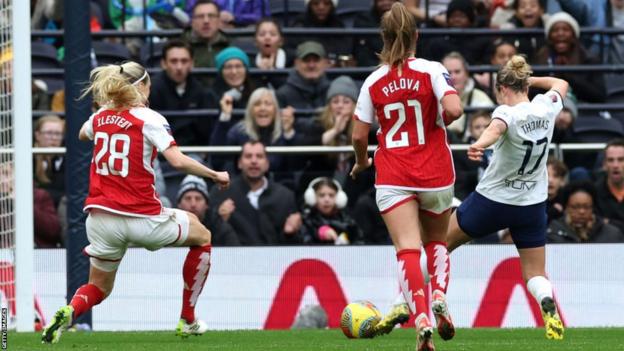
[476,90,563,206]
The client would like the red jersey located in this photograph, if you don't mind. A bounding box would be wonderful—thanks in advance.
[354,58,457,190]
[83,107,176,217]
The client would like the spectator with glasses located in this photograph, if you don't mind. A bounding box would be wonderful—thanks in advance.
[547,181,624,243]
[34,115,65,208]
[182,0,229,69]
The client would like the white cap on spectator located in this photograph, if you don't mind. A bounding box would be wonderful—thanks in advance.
[545,12,580,39]
[305,0,338,7]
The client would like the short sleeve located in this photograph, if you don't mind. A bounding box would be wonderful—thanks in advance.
[532,90,564,116]
[492,105,513,127]
[141,109,176,152]
[430,62,457,102]
[354,81,374,124]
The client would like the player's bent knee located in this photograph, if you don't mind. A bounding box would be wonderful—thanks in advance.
[186,213,212,246]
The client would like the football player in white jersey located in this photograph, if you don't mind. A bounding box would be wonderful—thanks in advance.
[446,55,568,340]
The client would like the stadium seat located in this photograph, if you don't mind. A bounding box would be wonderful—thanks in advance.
[336,0,372,27]
[31,41,64,93]
[269,0,306,26]
[572,116,624,143]
[139,40,166,68]
[92,40,131,65]
[230,37,258,61]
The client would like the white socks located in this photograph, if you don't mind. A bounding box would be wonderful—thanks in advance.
[527,276,553,304]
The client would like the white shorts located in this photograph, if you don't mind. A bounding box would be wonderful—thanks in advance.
[84,208,190,272]
[376,187,454,215]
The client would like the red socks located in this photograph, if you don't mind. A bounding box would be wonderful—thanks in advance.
[396,249,428,317]
[424,241,450,295]
[181,244,212,323]
[70,283,105,319]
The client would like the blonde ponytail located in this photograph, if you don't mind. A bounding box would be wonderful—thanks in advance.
[378,2,417,68]
[496,55,532,92]
[80,61,150,109]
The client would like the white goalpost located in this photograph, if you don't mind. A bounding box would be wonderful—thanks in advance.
[0,0,34,332]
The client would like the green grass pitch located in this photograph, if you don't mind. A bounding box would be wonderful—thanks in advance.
[8,328,624,351]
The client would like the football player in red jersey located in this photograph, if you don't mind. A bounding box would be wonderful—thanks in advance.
[350,3,462,350]
[42,62,230,344]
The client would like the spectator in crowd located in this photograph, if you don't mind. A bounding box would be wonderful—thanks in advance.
[609,0,624,64]
[209,141,302,245]
[32,79,50,111]
[534,12,607,102]
[500,0,548,61]
[254,18,288,70]
[253,18,288,89]
[212,0,271,28]
[176,175,239,245]
[442,52,495,140]
[213,46,256,116]
[276,41,331,110]
[295,76,361,195]
[546,157,568,223]
[595,138,624,233]
[453,111,492,199]
[551,96,577,143]
[403,0,451,26]
[291,0,348,65]
[34,187,62,248]
[33,115,65,208]
[547,181,624,243]
[352,0,399,67]
[182,0,229,68]
[299,177,363,244]
[422,0,491,63]
[352,188,391,244]
[211,87,296,177]
[150,40,217,146]
[474,38,518,98]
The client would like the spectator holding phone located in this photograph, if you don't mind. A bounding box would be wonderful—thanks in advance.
[213,47,257,124]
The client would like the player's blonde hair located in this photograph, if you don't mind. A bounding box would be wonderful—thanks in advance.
[378,2,417,68]
[496,55,532,93]
[81,61,150,109]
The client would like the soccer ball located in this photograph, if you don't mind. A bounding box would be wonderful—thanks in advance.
[340,301,382,339]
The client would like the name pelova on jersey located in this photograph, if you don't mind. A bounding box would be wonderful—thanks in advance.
[381,78,420,97]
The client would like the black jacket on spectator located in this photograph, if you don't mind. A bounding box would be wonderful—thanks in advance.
[203,210,241,246]
[534,46,606,103]
[506,16,546,62]
[594,176,624,233]
[300,207,364,245]
[290,13,349,63]
[547,215,624,243]
[149,71,217,146]
[421,34,491,64]
[209,176,301,245]
[276,71,331,110]
[352,188,391,244]
[352,7,383,67]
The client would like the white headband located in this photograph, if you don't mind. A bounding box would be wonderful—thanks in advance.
[132,70,148,85]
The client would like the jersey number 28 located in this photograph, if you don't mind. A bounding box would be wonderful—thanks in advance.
[384,100,425,148]
[94,132,130,177]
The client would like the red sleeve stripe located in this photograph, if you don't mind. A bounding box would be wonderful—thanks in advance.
[443,90,458,97]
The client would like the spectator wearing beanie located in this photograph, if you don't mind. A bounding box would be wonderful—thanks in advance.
[213,46,257,118]
[421,0,490,64]
[176,175,241,246]
[534,12,606,102]
[295,76,372,198]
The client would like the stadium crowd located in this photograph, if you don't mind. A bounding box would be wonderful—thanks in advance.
[28,0,624,247]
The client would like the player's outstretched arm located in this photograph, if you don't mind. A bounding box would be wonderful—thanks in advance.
[350,119,372,180]
[528,77,569,99]
[468,119,507,161]
[441,93,463,125]
[78,121,91,141]
[162,146,230,189]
